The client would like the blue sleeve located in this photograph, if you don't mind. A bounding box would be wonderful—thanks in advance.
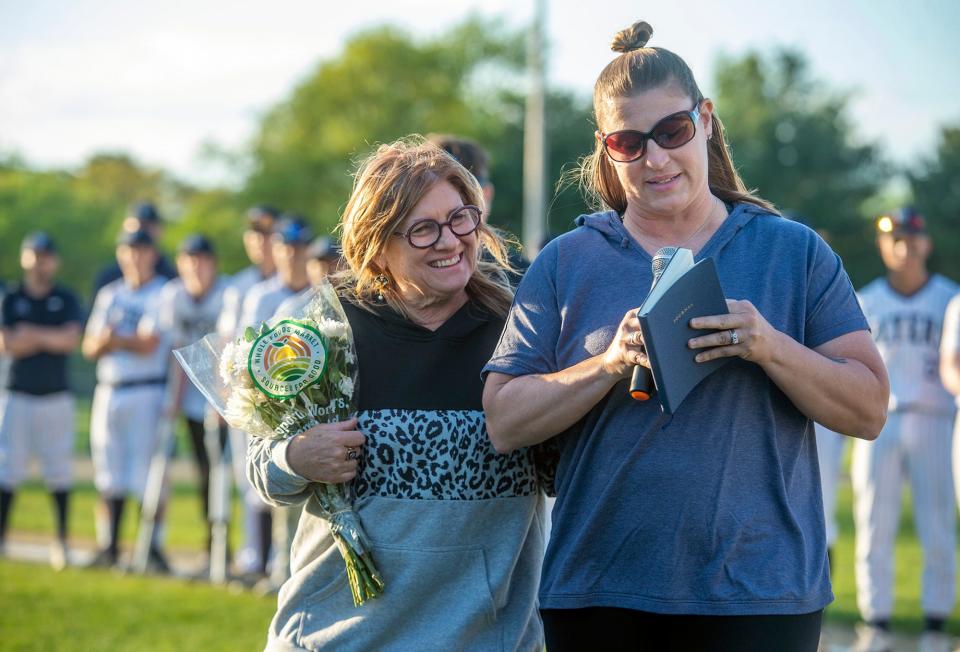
[803,234,869,348]
[483,242,561,379]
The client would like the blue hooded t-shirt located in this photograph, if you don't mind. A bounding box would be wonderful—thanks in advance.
[483,203,868,615]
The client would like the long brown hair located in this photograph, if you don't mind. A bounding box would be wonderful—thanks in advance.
[337,136,515,318]
[579,20,776,215]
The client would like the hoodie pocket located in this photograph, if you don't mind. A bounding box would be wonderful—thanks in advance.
[297,543,500,651]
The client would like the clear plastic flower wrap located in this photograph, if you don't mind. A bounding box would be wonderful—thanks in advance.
[174,280,383,606]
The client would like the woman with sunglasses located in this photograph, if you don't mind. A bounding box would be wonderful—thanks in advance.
[483,20,888,651]
[246,137,545,651]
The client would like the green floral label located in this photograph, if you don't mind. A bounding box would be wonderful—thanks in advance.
[248,320,328,399]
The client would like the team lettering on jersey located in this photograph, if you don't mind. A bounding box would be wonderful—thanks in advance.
[873,312,941,348]
[860,275,960,411]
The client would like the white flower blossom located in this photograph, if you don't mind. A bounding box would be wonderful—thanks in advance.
[229,339,255,389]
[224,387,259,427]
[316,318,349,341]
[219,339,254,387]
[219,342,237,385]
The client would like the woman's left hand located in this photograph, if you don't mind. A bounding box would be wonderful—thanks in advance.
[687,299,780,365]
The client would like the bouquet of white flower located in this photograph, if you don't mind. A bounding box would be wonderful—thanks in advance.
[174,281,383,606]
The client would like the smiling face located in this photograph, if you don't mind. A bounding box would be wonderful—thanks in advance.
[599,84,713,218]
[377,180,478,308]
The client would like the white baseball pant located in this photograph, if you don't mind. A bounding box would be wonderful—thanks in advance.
[851,409,956,621]
[0,391,75,489]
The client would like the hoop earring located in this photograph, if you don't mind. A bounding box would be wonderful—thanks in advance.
[375,274,388,302]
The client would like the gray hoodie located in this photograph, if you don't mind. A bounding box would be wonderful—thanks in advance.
[247,299,546,651]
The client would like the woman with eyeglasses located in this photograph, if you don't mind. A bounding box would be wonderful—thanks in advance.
[246,137,545,651]
[482,20,888,651]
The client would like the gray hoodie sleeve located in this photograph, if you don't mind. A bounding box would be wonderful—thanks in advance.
[246,436,315,507]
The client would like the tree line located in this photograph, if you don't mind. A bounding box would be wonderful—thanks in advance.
[1,16,958,299]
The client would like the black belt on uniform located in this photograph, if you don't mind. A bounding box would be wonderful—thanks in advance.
[104,377,167,390]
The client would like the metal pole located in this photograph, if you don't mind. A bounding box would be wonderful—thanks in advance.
[522,0,548,259]
[131,371,181,574]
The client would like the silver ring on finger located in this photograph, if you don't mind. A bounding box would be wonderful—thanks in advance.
[729,329,740,346]
[345,447,360,462]
[634,352,644,365]
[631,331,643,346]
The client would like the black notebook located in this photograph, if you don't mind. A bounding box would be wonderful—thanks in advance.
[637,248,731,414]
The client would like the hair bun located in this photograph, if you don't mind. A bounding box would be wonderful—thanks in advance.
[611,21,653,53]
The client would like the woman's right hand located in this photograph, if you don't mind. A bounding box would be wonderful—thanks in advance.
[286,417,366,484]
[601,308,649,379]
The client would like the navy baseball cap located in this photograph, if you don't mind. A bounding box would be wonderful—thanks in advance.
[178,233,216,256]
[274,215,313,246]
[131,201,161,223]
[21,231,57,254]
[247,204,280,233]
[117,229,156,247]
[308,236,341,261]
[877,206,927,235]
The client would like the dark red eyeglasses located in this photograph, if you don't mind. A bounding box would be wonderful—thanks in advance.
[600,100,703,163]
[393,205,482,249]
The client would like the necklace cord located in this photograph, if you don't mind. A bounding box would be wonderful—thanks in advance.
[624,197,724,252]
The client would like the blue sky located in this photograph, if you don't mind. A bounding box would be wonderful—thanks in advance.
[1,0,957,186]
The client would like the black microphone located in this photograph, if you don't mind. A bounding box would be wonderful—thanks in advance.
[629,247,677,401]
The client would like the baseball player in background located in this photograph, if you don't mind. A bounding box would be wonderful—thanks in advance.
[217,205,278,581]
[305,236,345,283]
[0,233,82,570]
[240,214,313,593]
[91,201,177,298]
[145,234,229,561]
[82,229,172,571]
[851,208,958,652]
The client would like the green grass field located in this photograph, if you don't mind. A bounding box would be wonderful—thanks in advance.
[0,559,275,651]
[6,479,244,551]
[2,392,959,646]
[5,474,960,644]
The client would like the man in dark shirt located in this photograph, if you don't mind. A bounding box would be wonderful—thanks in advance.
[0,233,82,570]
[91,201,177,297]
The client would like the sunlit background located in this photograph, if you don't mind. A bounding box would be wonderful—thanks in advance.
[2,2,960,649]
[3,0,958,181]
[2,0,959,289]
